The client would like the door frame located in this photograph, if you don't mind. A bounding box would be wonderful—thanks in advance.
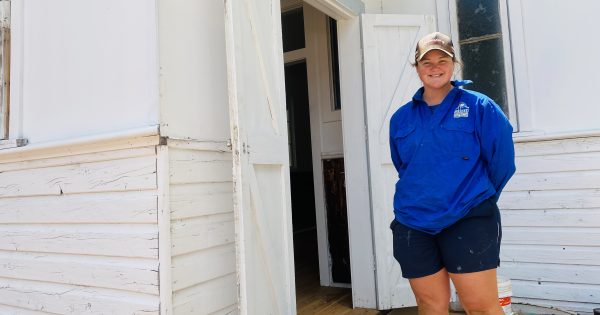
[282,0,376,307]
[334,8,379,310]
[282,0,351,289]
[311,0,379,308]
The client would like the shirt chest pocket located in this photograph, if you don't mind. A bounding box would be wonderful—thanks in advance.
[393,124,417,163]
[439,120,476,155]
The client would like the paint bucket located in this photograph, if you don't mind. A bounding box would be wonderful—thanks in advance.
[497,277,513,315]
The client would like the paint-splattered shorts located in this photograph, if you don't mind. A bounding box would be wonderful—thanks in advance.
[390,198,502,279]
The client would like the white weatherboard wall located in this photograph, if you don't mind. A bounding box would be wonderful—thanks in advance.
[157,0,235,314]
[16,0,159,144]
[0,0,236,313]
[498,1,600,313]
[499,136,600,313]
[0,133,235,314]
[157,0,230,142]
[0,134,162,314]
[508,0,600,133]
[167,141,235,314]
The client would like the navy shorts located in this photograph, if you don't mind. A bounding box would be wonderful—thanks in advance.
[390,198,502,279]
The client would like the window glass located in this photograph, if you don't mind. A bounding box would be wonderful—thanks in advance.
[328,17,341,110]
[281,8,305,53]
[456,0,509,114]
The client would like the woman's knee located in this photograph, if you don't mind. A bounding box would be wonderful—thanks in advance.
[459,296,502,315]
[413,288,450,313]
[409,269,451,314]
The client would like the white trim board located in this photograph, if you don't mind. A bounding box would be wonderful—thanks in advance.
[0,125,160,163]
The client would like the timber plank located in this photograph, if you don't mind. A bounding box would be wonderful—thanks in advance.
[499,261,600,285]
[511,280,600,304]
[0,192,158,224]
[501,244,600,266]
[0,277,159,314]
[503,227,600,246]
[172,273,237,315]
[170,182,233,220]
[505,170,600,192]
[0,155,157,198]
[515,136,600,157]
[0,251,158,294]
[169,149,232,185]
[0,224,158,258]
[501,208,600,227]
[171,213,234,256]
[171,243,235,292]
[499,189,600,210]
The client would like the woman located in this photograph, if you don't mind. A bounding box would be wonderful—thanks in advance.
[389,32,515,315]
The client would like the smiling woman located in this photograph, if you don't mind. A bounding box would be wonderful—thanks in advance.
[416,50,454,103]
[388,31,516,315]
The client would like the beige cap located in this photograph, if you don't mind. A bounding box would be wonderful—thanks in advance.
[415,32,455,62]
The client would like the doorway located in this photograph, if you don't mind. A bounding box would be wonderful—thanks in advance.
[281,1,352,306]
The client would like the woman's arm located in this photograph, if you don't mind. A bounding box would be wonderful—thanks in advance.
[477,98,516,201]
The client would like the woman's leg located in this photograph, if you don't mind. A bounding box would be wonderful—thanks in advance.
[409,268,451,315]
[449,269,503,315]
[436,199,504,315]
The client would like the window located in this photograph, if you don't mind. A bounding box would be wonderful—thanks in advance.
[327,17,341,111]
[281,8,305,53]
[455,0,514,119]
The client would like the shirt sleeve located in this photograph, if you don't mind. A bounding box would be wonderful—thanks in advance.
[477,98,516,201]
[389,119,402,174]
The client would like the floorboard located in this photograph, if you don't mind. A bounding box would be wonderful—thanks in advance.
[294,229,384,315]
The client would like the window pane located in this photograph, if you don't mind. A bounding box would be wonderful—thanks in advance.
[456,0,501,39]
[456,0,509,114]
[328,17,341,111]
[460,38,509,114]
[281,8,305,52]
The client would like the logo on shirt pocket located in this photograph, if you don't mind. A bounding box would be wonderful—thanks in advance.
[453,102,469,118]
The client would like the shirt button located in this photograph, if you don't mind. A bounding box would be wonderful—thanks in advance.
[420,143,424,146]
[462,156,470,160]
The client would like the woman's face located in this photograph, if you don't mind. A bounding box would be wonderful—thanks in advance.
[416,50,454,91]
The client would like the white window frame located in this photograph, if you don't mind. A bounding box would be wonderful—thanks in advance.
[0,0,25,150]
[0,0,10,141]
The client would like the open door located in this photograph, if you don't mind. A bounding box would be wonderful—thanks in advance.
[361,14,435,309]
[224,0,296,314]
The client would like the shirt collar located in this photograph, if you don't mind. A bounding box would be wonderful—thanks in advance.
[412,80,473,107]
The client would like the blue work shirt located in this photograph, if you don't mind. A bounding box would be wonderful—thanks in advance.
[389,80,515,234]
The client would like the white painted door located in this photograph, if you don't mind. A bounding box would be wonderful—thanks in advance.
[224,0,296,314]
[361,14,436,309]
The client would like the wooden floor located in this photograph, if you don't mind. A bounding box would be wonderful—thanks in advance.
[294,229,384,315]
[293,229,429,315]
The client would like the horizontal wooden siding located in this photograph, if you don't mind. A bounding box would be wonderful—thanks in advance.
[499,136,600,313]
[168,145,236,315]
[0,146,160,314]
